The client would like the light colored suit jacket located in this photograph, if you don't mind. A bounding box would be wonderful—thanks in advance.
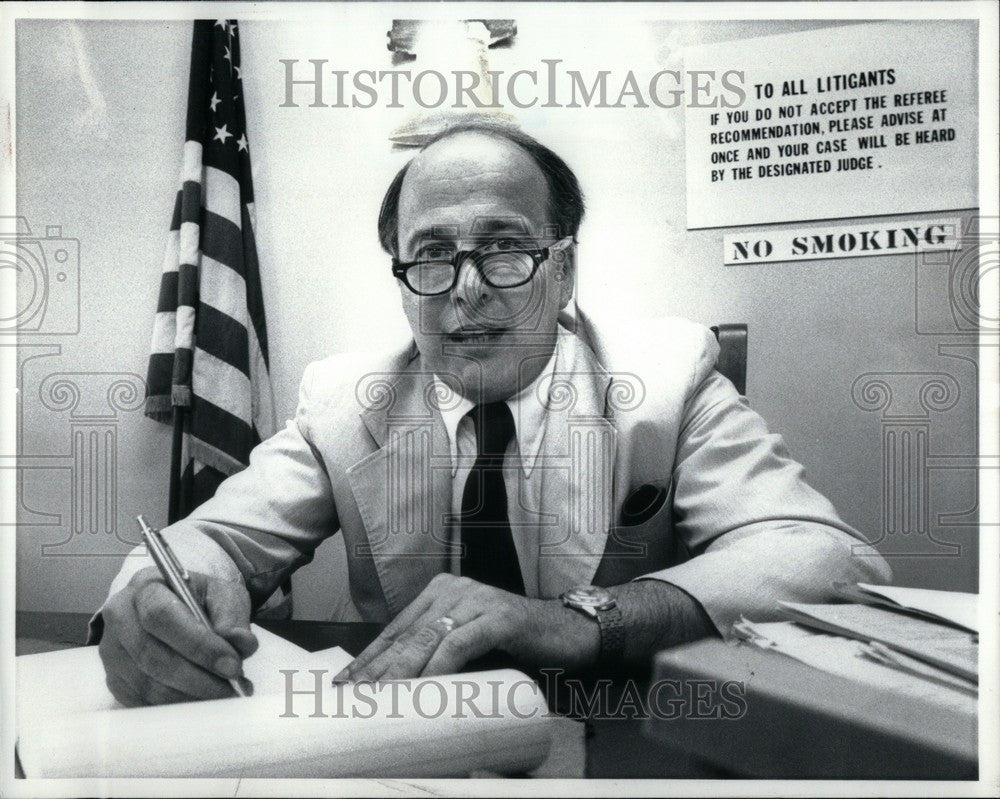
[106,310,890,635]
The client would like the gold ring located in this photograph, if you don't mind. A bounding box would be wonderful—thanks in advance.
[435,615,456,634]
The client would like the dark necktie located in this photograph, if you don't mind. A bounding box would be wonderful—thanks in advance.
[459,402,526,595]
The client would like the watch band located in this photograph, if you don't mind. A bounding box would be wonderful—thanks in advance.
[595,603,626,665]
[560,585,626,667]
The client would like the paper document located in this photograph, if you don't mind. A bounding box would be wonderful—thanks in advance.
[834,582,978,633]
[733,619,976,715]
[16,623,554,778]
[16,624,343,720]
[778,602,977,682]
[857,583,978,633]
[863,641,977,694]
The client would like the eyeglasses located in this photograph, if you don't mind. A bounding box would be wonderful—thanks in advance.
[392,237,573,297]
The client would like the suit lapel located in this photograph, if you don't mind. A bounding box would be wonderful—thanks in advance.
[535,329,617,596]
[347,352,454,616]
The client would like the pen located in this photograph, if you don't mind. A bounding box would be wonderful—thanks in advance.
[136,514,248,698]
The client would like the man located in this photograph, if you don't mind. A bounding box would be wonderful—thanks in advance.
[98,124,890,705]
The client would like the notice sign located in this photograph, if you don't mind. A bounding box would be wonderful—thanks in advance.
[723,218,961,266]
[684,22,977,229]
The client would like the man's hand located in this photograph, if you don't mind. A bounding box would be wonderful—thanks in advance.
[335,575,719,683]
[98,565,258,706]
[335,574,601,682]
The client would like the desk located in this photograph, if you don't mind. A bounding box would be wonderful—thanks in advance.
[23,612,966,779]
[647,638,978,779]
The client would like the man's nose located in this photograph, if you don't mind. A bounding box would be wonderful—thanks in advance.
[452,255,491,307]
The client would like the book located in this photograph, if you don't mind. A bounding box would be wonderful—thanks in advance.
[16,624,555,778]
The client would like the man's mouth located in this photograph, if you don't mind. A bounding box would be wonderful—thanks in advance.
[446,327,508,344]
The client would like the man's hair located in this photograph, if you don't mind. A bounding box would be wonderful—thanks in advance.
[377,122,586,256]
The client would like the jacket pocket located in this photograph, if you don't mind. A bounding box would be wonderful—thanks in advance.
[605,480,675,560]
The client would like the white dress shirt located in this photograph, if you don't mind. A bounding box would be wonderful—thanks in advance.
[432,331,563,597]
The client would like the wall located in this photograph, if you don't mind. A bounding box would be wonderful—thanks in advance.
[14,15,980,619]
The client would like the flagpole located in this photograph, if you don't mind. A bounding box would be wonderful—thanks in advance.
[167,405,185,524]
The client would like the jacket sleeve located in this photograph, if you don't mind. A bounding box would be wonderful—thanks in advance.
[93,361,339,626]
[637,365,892,637]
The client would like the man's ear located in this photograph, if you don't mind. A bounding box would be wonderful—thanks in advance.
[555,243,577,309]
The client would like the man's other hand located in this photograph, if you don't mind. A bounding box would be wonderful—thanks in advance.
[334,573,601,682]
[98,565,258,706]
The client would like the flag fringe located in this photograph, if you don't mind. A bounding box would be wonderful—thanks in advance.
[144,395,174,423]
[172,385,192,406]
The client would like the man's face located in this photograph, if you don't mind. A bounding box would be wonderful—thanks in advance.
[395,133,575,404]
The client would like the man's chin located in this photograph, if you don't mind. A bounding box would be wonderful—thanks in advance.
[430,361,520,405]
[423,330,557,401]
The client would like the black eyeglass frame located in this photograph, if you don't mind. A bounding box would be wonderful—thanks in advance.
[391,237,573,297]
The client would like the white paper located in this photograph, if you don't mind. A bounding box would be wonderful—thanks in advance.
[15,627,553,778]
[734,619,976,716]
[864,641,976,694]
[778,602,978,681]
[15,624,349,722]
[857,583,978,633]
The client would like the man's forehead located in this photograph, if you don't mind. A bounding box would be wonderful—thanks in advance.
[408,130,538,176]
[397,133,551,247]
[400,135,547,206]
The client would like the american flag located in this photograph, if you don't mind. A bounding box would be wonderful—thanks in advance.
[145,20,276,519]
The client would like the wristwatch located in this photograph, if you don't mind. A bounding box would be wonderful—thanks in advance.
[560,585,625,665]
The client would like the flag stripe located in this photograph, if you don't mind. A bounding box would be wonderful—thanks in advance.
[156,271,180,313]
[147,351,174,389]
[181,141,204,186]
[159,229,180,285]
[189,394,255,465]
[199,254,248,324]
[178,220,201,273]
[177,181,202,227]
[200,212,246,277]
[145,352,175,419]
[187,433,246,477]
[150,311,178,354]
[193,347,251,421]
[169,189,183,231]
[171,346,194,405]
[194,302,250,376]
[156,264,201,313]
[174,304,197,351]
[170,170,242,230]
[204,166,242,228]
